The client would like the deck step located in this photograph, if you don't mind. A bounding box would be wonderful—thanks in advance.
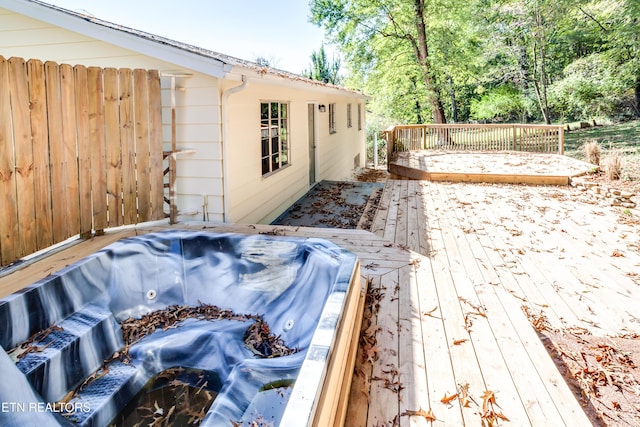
[13,304,123,402]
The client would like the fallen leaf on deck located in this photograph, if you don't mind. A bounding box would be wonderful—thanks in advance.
[481,390,496,414]
[401,407,436,422]
[453,339,468,346]
[441,392,459,404]
[423,306,439,317]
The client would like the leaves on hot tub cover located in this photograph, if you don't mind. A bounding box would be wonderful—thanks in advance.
[244,321,298,358]
[119,302,260,347]
[118,302,298,359]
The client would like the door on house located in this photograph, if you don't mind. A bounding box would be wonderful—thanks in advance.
[308,104,317,185]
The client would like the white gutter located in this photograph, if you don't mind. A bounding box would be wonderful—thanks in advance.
[220,75,248,222]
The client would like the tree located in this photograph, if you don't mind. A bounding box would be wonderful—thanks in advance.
[481,0,573,124]
[303,44,342,85]
[310,0,450,124]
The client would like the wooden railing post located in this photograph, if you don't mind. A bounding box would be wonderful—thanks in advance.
[558,125,564,155]
[512,125,517,151]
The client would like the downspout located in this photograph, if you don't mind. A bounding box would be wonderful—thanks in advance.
[220,75,248,222]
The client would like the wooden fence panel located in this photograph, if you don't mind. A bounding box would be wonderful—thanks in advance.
[87,66,107,232]
[60,63,80,237]
[28,59,53,251]
[45,61,69,243]
[134,68,151,223]
[9,57,37,259]
[119,68,137,226]
[148,70,164,221]
[0,56,164,267]
[0,57,19,265]
[74,65,93,237]
[104,68,123,226]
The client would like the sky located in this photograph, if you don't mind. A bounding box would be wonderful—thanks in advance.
[46,0,331,74]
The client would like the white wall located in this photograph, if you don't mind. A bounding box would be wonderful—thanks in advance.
[222,76,366,224]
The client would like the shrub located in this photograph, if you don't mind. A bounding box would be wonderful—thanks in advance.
[470,85,524,122]
[582,140,601,166]
[604,149,624,180]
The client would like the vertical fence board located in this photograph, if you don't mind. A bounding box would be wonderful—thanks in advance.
[9,57,37,259]
[119,69,137,225]
[0,57,19,265]
[87,67,107,232]
[60,64,80,237]
[27,59,53,250]
[104,68,122,227]
[74,65,93,237]
[134,69,151,223]
[45,61,70,242]
[148,70,164,220]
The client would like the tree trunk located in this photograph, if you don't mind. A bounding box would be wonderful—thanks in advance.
[449,75,458,123]
[634,76,640,118]
[532,39,552,124]
[413,0,447,125]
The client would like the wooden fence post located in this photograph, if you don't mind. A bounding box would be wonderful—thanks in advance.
[558,126,564,155]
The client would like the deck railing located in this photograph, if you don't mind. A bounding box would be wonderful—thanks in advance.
[384,124,565,158]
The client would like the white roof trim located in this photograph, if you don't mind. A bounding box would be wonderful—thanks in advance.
[0,0,230,78]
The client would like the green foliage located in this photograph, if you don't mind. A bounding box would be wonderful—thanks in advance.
[303,44,342,85]
[549,53,630,120]
[470,85,524,121]
[310,0,640,124]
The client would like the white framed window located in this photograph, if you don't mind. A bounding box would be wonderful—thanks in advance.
[329,103,336,134]
[357,103,362,131]
[260,101,289,176]
[347,103,352,128]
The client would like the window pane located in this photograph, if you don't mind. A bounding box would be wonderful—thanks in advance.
[261,101,289,176]
[281,141,288,166]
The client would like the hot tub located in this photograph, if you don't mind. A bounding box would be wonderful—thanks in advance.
[0,230,362,426]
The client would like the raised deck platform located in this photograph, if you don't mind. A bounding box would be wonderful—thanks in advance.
[2,177,639,425]
[389,150,596,185]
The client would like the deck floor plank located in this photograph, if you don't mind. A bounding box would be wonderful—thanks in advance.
[421,181,488,426]
[397,264,429,427]
[366,269,401,426]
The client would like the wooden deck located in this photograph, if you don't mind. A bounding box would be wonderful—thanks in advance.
[390,151,595,185]
[2,179,639,426]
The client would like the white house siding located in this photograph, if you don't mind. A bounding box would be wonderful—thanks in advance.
[221,76,366,224]
[316,97,366,182]
[0,7,225,222]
